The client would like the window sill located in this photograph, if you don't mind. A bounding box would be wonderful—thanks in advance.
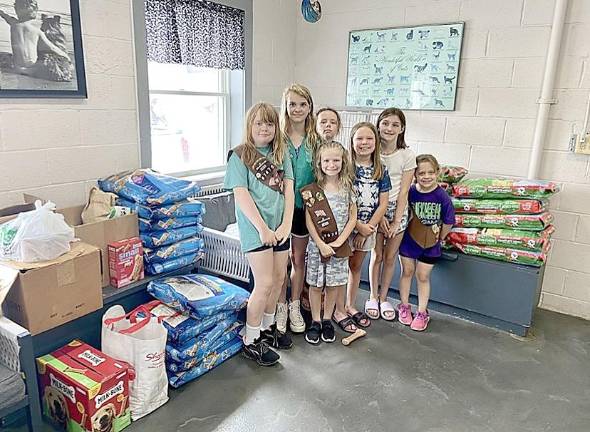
[180,170,225,186]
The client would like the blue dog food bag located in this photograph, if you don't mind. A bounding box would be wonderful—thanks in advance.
[112,170,200,206]
[144,237,205,264]
[116,199,205,221]
[145,251,204,275]
[140,225,203,248]
[139,216,202,233]
[147,274,249,318]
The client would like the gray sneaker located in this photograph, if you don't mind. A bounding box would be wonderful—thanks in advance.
[276,302,288,333]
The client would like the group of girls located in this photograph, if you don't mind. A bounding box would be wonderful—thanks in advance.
[224,84,454,366]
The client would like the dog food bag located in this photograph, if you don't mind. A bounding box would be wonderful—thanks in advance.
[144,237,205,264]
[455,212,553,231]
[139,216,202,233]
[98,170,135,193]
[166,317,240,363]
[452,178,560,199]
[140,224,203,248]
[147,274,249,318]
[110,170,200,206]
[438,165,468,184]
[450,242,547,267]
[167,323,243,373]
[144,251,204,275]
[448,227,554,252]
[36,340,131,432]
[108,237,144,288]
[168,336,243,388]
[116,198,205,221]
[452,198,548,215]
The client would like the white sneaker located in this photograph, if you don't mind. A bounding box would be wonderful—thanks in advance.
[276,302,288,333]
[289,300,306,333]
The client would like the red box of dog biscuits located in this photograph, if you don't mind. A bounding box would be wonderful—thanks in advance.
[108,237,144,288]
[36,340,131,432]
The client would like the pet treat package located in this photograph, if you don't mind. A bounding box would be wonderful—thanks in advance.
[99,169,200,207]
[452,198,548,215]
[447,227,554,252]
[452,178,559,199]
[449,242,547,267]
[438,165,468,184]
[138,216,201,233]
[147,274,249,319]
[454,212,553,231]
[140,225,203,249]
[115,198,205,221]
[144,237,205,264]
[36,340,131,432]
[108,237,144,288]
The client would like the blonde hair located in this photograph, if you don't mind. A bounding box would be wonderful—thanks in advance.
[314,141,354,193]
[279,83,321,155]
[416,154,440,172]
[240,102,286,166]
[349,122,385,181]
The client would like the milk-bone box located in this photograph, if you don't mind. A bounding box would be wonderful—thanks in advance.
[36,340,131,432]
[108,237,144,288]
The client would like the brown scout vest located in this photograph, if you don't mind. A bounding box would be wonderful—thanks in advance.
[407,209,440,249]
[301,183,352,262]
[228,145,284,194]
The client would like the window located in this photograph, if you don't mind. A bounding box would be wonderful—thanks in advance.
[133,0,253,177]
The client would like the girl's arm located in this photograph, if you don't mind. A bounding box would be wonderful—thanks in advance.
[275,178,294,244]
[330,202,358,248]
[440,223,453,241]
[233,187,276,246]
[367,190,388,228]
[306,210,334,257]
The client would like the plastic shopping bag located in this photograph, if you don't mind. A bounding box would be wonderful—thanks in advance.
[101,305,168,420]
[0,201,75,262]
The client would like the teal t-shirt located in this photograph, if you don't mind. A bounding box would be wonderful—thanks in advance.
[224,146,294,253]
[287,136,315,209]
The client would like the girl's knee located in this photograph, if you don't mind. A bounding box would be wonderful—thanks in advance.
[371,251,383,264]
[416,271,430,284]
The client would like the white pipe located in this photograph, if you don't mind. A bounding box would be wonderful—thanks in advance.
[527,0,568,179]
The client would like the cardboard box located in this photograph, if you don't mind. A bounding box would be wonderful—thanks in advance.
[22,195,139,287]
[37,340,131,432]
[108,238,144,288]
[0,242,102,335]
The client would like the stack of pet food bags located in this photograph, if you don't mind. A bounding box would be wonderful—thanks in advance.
[98,170,205,275]
[447,179,559,267]
[438,165,469,193]
[145,274,248,388]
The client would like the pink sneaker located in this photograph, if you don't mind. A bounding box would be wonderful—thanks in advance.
[397,303,413,326]
[410,310,430,331]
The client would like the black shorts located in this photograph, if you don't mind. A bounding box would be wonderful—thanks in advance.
[291,207,309,237]
[247,238,291,253]
[400,252,439,265]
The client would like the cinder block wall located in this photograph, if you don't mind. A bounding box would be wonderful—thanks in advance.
[294,0,590,318]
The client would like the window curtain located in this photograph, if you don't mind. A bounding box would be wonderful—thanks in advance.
[145,0,245,70]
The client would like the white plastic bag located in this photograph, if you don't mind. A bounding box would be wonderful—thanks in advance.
[0,200,75,262]
[101,305,169,420]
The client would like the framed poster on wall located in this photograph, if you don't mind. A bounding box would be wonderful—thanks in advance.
[346,22,464,111]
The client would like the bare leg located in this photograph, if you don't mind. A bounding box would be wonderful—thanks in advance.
[378,232,404,319]
[369,233,385,303]
[309,286,323,323]
[264,250,290,313]
[415,261,434,312]
[289,235,309,302]
[245,249,275,327]
[399,256,416,305]
[346,251,367,315]
[323,285,339,321]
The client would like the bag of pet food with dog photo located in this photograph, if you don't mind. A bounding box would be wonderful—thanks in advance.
[452,198,548,215]
[144,251,204,275]
[101,305,168,420]
[140,225,203,248]
[450,242,547,267]
[438,165,468,184]
[167,336,243,388]
[144,237,205,264]
[98,170,135,193]
[455,212,553,231]
[138,216,202,233]
[116,198,205,221]
[448,227,554,252]
[110,170,200,207]
[452,178,560,199]
[147,274,249,319]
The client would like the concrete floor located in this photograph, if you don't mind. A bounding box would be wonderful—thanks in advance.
[9,296,590,432]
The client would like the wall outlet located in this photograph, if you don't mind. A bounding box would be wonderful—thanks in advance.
[571,132,590,155]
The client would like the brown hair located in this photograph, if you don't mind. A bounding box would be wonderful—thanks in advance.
[316,107,342,138]
[376,107,407,149]
[349,122,384,181]
[239,102,286,167]
[314,141,354,193]
[279,84,321,155]
[416,154,440,172]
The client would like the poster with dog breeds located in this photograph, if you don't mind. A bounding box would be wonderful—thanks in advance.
[37,340,131,432]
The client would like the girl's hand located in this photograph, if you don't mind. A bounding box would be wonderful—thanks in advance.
[353,233,367,249]
[318,242,335,258]
[389,221,401,238]
[379,218,390,234]
[274,223,291,245]
[357,222,375,237]
[260,227,277,246]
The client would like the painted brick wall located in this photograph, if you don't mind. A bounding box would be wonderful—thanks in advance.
[294,0,590,319]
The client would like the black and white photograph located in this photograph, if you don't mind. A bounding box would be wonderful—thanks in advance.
[0,0,86,98]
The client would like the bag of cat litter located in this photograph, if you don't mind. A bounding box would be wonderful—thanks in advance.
[166,318,239,362]
[166,323,243,373]
[452,198,548,215]
[448,226,554,252]
[438,165,468,184]
[454,212,553,231]
[144,237,205,264]
[147,274,250,319]
[449,242,547,267]
[144,251,203,275]
[140,225,203,248]
[112,169,200,206]
[167,336,243,388]
[142,300,237,344]
[139,216,202,233]
[452,178,560,199]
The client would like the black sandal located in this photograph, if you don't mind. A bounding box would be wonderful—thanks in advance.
[332,315,357,334]
[350,311,371,328]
